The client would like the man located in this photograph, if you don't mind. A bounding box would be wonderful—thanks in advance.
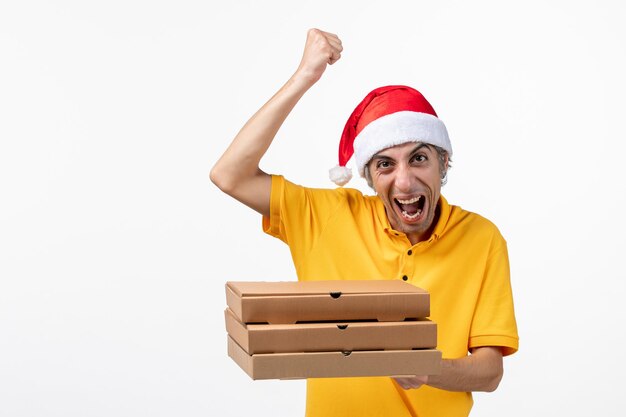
[211,28,518,417]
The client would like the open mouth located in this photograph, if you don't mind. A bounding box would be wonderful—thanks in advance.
[394,195,426,221]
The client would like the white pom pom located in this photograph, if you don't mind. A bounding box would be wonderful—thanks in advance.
[329,165,353,186]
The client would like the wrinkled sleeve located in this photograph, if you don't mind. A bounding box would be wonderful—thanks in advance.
[262,175,344,258]
[468,235,519,356]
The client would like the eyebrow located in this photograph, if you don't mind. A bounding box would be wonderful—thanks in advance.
[409,143,431,155]
[371,154,393,161]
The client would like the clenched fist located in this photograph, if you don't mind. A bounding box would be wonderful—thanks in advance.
[294,28,343,85]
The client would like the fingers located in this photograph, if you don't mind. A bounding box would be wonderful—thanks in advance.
[318,29,340,40]
[321,31,343,50]
[328,51,341,65]
[294,28,343,84]
[308,28,343,64]
[311,28,341,45]
[320,31,343,53]
[392,376,429,390]
[393,377,417,390]
[326,37,343,65]
[325,40,342,65]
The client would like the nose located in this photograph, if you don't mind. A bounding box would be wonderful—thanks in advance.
[394,163,412,192]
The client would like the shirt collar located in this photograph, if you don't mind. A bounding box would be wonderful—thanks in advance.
[431,195,451,240]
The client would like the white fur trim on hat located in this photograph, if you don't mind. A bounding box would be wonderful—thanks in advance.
[353,111,451,177]
[329,165,353,186]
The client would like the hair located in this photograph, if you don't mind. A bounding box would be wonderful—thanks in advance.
[363,143,451,189]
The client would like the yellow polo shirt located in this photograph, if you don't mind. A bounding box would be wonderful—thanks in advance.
[263,175,518,417]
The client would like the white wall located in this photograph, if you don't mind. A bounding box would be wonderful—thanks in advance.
[1,1,625,416]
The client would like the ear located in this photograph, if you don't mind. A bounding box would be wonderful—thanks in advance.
[364,161,375,189]
[441,152,450,179]
[440,152,450,185]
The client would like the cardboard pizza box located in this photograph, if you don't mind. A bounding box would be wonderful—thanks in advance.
[225,280,430,324]
[227,336,441,380]
[225,308,437,354]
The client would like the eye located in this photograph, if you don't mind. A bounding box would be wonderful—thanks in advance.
[376,160,392,169]
[411,154,427,163]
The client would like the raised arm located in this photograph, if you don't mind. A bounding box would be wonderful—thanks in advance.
[210,29,343,216]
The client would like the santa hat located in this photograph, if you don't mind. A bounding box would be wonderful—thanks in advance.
[329,85,452,186]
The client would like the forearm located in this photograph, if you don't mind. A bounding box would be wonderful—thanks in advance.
[393,347,503,392]
[427,347,503,392]
[210,74,314,192]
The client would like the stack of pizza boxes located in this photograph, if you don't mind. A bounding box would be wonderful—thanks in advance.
[225,280,441,379]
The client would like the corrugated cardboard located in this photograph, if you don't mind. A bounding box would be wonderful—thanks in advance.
[225,308,437,354]
[226,280,430,324]
[228,336,441,380]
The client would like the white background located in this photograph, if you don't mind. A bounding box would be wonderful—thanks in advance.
[2,1,625,416]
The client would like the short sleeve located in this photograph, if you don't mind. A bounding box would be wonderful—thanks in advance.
[262,174,287,240]
[262,175,346,257]
[468,236,519,356]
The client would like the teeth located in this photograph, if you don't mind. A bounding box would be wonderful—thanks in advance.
[397,196,421,204]
[402,209,422,220]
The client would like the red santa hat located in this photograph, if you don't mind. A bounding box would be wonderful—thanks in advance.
[329,85,452,186]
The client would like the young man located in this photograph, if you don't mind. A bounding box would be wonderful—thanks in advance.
[211,28,518,417]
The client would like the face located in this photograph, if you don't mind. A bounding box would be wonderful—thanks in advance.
[368,142,447,244]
